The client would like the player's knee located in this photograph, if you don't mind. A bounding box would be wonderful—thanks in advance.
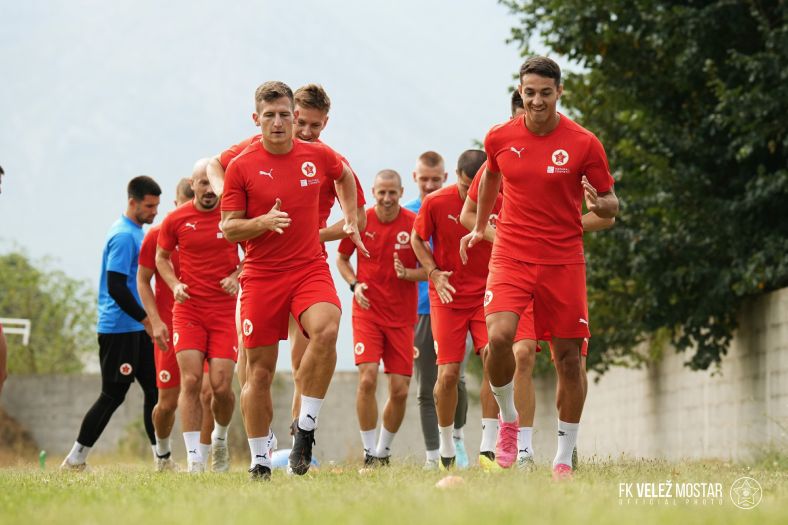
[211,382,234,403]
[555,350,581,378]
[100,390,126,409]
[248,364,274,390]
[390,383,409,404]
[436,368,460,389]
[357,373,377,396]
[488,327,516,353]
[309,323,339,349]
[199,387,213,407]
[157,393,178,413]
[514,344,536,373]
[180,372,202,394]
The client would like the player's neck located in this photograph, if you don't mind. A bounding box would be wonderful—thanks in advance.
[375,204,400,223]
[524,111,560,136]
[260,136,294,155]
[124,208,142,226]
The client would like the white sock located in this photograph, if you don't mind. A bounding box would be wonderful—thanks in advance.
[438,425,456,458]
[375,427,396,458]
[298,395,323,431]
[426,449,440,461]
[480,418,498,453]
[66,441,91,465]
[183,431,203,466]
[518,427,534,458]
[249,430,274,468]
[490,381,518,422]
[150,444,158,460]
[360,429,377,456]
[199,443,211,461]
[452,427,464,441]
[211,422,229,445]
[553,420,579,468]
[155,436,171,457]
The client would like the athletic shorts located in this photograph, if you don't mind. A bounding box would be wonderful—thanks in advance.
[98,331,154,384]
[352,317,414,376]
[239,261,341,348]
[154,321,180,388]
[172,300,238,362]
[431,304,487,365]
[485,255,590,339]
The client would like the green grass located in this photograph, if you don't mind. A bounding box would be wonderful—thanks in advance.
[0,457,785,524]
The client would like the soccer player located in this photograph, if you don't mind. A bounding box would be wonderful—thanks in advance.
[62,176,162,470]
[403,152,471,469]
[411,150,501,469]
[155,160,241,473]
[463,56,618,480]
[336,169,423,466]
[221,81,366,480]
[207,85,366,431]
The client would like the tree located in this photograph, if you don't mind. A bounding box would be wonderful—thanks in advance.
[0,251,97,373]
[500,0,788,371]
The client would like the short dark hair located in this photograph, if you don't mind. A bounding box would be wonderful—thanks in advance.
[510,90,524,116]
[255,81,294,111]
[127,176,161,201]
[294,84,331,113]
[0,165,4,175]
[457,150,487,179]
[519,56,561,86]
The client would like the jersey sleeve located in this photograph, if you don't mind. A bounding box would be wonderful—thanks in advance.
[483,128,501,174]
[219,136,255,169]
[467,162,487,203]
[337,236,356,257]
[138,230,158,269]
[157,214,178,252]
[322,145,345,181]
[221,161,247,212]
[106,233,137,276]
[413,195,435,241]
[582,134,614,193]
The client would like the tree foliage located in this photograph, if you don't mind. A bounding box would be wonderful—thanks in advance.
[0,251,97,373]
[500,0,788,371]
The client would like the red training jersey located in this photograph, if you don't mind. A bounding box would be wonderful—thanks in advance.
[222,139,344,275]
[483,113,614,265]
[158,202,239,304]
[338,207,418,326]
[413,184,502,310]
[138,224,179,326]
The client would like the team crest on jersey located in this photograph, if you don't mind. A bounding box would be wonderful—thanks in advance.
[354,342,365,355]
[119,363,133,376]
[243,319,253,336]
[551,149,569,166]
[173,333,179,346]
[301,161,317,178]
[484,290,494,307]
[489,213,499,228]
[159,370,171,383]
[413,346,420,359]
[396,231,410,244]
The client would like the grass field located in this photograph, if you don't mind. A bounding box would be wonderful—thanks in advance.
[1,455,785,525]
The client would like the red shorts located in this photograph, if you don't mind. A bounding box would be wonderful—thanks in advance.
[154,321,180,388]
[485,255,590,339]
[172,300,238,362]
[239,261,341,348]
[352,317,414,376]
[431,305,488,365]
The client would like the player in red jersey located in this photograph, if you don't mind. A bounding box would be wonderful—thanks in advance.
[337,169,423,466]
[460,91,614,469]
[207,85,366,436]
[412,150,502,469]
[221,81,366,480]
[462,57,619,480]
[156,160,241,473]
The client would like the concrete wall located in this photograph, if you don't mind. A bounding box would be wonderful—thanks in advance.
[2,287,786,464]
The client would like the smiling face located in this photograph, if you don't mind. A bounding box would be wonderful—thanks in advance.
[294,105,328,142]
[519,73,563,130]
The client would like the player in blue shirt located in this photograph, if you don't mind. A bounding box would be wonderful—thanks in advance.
[62,176,162,470]
[404,151,470,469]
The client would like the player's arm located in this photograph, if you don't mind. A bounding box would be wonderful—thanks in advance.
[206,155,225,197]
[411,229,455,304]
[333,165,369,257]
[136,265,169,350]
[460,167,501,264]
[107,271,150,330]
[0,329,7,396]
[393,253,427,281]
[582,175,618,221]
[219,264,241,296]
[582,212,615,232]
[155,246,191,304]
[459,197,495,242]
[319,207,367,243]
[220,202,291,242]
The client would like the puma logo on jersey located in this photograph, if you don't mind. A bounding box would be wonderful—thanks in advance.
[365,231,377,239]
[510,146,525,158]
[448,214,459,224]
[579,318,589,325]
[259,169,274,179]
[185,222,197,230]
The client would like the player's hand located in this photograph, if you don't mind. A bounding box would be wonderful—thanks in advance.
[582,176,600,212]
[220,274,239,295]
[354,282,371,309]
[258,198,292,234]
[459,230,484,265]
[393,252,407,279]
[344,221,370,258]
[142,316,154,341]
[431,270,456,304]
[152,319,170,351]
[173,282,190,303]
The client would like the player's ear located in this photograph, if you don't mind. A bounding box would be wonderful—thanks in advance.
[252,112,260,127]
[556,83,563,100]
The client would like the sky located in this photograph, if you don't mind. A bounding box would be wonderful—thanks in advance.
[0,0,526,370]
